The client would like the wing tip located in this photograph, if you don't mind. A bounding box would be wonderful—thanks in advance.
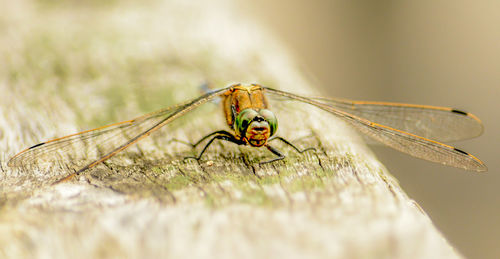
[7,142,47,168]
[449,108,484,138]
[7,156,19,167]
[471,162,488,173]
[473,159,488,173]
[451,108,483,123]
[453,147,488,173]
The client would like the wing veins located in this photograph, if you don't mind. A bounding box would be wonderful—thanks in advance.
[265,87,486,172]
[310,96,484,142]
[8,87,229,169]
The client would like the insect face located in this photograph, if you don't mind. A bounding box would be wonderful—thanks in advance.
[234,108,277,147]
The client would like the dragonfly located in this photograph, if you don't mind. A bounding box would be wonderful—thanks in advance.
[8,83,487,183]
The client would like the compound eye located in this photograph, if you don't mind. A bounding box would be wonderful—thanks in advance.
[234,109,259,137]
[259,109,277,136]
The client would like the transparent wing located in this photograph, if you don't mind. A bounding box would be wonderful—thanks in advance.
[264,87,487,172]
[8,87,230,171]
[311,97,484,142]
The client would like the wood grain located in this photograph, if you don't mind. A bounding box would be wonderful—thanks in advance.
[0,1,462,258]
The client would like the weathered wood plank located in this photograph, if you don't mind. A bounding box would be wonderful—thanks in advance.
[0,1,462,258]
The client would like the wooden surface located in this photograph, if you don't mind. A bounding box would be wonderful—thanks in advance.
[0,1,462,258]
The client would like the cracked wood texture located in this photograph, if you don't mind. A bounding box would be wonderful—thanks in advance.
[0,1,462,258]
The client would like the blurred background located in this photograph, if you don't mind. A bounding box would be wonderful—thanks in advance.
[1,0,497,258]
[242,0,499,258]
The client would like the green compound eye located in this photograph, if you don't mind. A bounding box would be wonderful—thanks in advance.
[259,109,277,136]
[234,109,259,137]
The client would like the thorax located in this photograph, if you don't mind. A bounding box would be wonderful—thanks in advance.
[222,84,268,128]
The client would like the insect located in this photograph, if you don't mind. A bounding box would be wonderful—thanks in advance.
[8,83,487,183]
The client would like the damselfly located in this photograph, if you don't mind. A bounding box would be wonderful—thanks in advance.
[8,83,487,183]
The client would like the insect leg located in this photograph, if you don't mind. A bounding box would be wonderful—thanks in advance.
[269,136,316,153]
[190,130,236,148]
[185,132,242,161]
[167,130,234,147]
[260,145,285,164]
